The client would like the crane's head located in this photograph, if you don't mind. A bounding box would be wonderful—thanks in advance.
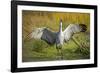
[60,19,62,27]
[79,24,87,32]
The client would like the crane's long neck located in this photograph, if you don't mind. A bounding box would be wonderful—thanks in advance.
[59,21,62,33]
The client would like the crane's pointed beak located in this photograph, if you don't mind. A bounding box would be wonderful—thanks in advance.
[60,19,62,22]
[79,24,87,32]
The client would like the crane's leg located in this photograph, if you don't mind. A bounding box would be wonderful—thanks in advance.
[56,48,63,60]
[60,48,63,60]
[56,44,63,60]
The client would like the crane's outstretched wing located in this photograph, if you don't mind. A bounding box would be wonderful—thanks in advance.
[63,24,87,42]
[25,27,57,45]
[63,24,75,42]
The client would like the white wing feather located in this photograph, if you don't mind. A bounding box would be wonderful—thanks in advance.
[63,24,81,42]
[63,24,73,42]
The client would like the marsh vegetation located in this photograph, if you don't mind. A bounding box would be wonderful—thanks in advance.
[22,10,90,62]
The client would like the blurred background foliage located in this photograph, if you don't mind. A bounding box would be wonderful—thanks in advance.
[22,10,90,62]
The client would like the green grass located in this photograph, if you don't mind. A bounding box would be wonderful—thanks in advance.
[22,33,90,62]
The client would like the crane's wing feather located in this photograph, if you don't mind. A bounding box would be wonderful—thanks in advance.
[63,24,71,42]
[63,24,87,43]
[30,27,57,44]
[63,24,73,42]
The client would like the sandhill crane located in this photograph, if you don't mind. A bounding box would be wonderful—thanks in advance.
[25,20,87,59]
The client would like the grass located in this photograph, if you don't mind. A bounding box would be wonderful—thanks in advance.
[22,10,90,62]
[22,33,90,62]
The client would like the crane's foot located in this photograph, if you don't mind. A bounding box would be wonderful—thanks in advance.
[56,56,60,60]
[56,56,63,60]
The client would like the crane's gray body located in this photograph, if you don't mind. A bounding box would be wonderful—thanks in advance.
[56,21,64,49]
